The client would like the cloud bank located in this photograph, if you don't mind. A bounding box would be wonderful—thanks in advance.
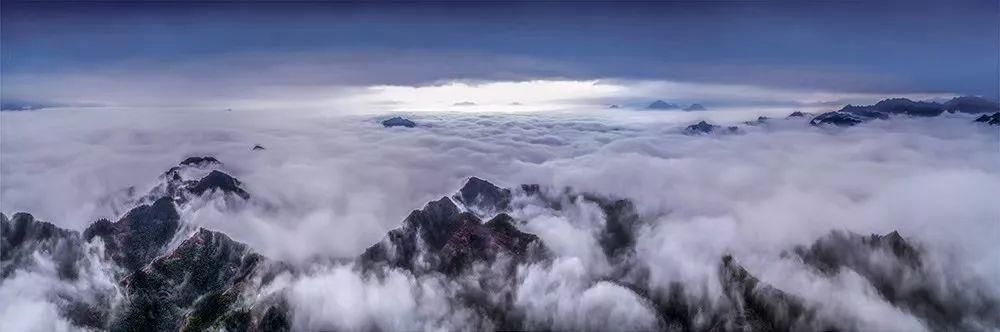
[1,107,998,330]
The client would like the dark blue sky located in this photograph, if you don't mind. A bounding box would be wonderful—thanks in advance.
[2,0,998,105]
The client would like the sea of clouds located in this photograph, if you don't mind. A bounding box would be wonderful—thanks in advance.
[1,106,998,331]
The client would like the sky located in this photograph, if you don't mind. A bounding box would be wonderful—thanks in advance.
[1,0,997,110]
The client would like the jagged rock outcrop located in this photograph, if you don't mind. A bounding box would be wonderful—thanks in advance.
[685,121,717,134]
[360,193,544,275]
[795,230,921,274]
[140,158,250,205]
[810,109,888,127]
[188,170,250,199]
[794,230,1000,330]
[1,213,85,279]
[113,228,266,332]
[453,176,512,216]
[974,112,1000,125]
[360,196,459,272]
[81,157,248,275]
[1,213,116,329]
[583,196,641,262]
[1,157,267,331]
[382,116,417,128]
[438,213,542,275]
[511,184,643,267]
[719,255,832,331]
[684,121,739,135]
[83,197,180,273]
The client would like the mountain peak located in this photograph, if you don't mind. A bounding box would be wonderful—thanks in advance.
[189,170,250,199]
[943,96,1000,113]
[974,112,1000,125]
[646,100,680,110]
[684,103,707,111]
[84,197,181,272]
[382,116,416,128]
[180,156,220,167]
[454,177,512,214]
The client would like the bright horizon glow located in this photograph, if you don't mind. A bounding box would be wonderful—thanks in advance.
[4,77,962,114]
[339,79,958,114]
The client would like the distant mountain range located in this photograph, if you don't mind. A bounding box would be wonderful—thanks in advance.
[1,100,57,111]
[0,99,104,111]
[677,96,998,135]
[810,96,1000,126]
[645,100,708,111]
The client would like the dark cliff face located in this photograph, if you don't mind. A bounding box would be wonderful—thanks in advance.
[84,197,180,273]
[793,231,1000,330]
[2,212,85,280]
[1,213,117,329]
[0,158,272,331]
[453,176,512,216]
[360,192,544,276]
[974,112,1000,125]
[113,228,265,332]
[355,181,551,331]
[717,255,837,331]
[590,197,641,262]
[359,196,462,272]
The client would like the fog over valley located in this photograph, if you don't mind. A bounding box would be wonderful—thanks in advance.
[2,104,998,331]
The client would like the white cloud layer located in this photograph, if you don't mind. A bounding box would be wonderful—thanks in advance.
[1,106,997,330]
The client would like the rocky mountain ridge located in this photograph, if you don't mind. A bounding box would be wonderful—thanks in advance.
[810,96,999,127]
[2,157,997,331]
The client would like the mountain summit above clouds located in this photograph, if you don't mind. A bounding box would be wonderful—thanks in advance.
[3,156,998,331]
[644,100,709,111]
[810,96,1000,126]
